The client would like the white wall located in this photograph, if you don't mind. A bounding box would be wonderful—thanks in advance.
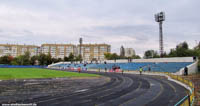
[187,60,199,74]
[82,57,194,63]
[104,57,194,63]
[174,60,198,75]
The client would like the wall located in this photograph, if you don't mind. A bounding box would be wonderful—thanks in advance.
[175,60,198,75]
[104,57,194,63]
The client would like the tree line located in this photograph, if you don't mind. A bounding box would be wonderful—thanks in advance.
[0,41,199,66]
[0,52,82,66]
[143,41,200,58]
[104,53,141,60]
[143,41,200,70]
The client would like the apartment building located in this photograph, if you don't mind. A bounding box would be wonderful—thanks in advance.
[0,44,40,57]
[124,48,135,57]
[41,44,76,58]
[0,43,111,61]
[77,44,111,61]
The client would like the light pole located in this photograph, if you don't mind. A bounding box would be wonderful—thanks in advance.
[79,38,83,63]
[155,12,165,57]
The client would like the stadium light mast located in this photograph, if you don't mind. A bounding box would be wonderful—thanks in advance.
[79,38,83,63]
[155,12,165,57]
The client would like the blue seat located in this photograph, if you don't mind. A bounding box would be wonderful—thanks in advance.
[56,62,193,73]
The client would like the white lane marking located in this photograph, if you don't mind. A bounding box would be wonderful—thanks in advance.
[75,89,88,93]
[150,83,155,86]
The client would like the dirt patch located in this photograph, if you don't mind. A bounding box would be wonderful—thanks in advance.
[0,76,109,103]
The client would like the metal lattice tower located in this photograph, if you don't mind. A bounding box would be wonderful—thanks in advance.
[79,38,83,63]
[155,12,165,57]
[79,38,82,55]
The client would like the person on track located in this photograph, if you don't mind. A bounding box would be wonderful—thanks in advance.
[139,67,143,75]
[148,66,151,72]
[184,66,188,76]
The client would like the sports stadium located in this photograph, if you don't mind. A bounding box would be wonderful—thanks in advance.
[0,0,200,106]
[0,56,198,106]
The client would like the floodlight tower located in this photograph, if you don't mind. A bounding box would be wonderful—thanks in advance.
[155,12,165,57]
[79,38,83,63]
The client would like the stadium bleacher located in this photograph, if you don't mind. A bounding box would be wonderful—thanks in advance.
[54,62,193,73]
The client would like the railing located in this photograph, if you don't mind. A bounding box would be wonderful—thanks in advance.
[167,73,195,106]
[128,71,195,106]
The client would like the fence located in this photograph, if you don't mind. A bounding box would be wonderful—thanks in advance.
[0,65,47,68]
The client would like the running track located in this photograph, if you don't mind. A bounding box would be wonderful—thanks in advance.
[24,71,187,106]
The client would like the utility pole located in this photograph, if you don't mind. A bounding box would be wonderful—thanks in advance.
[155,12,165,57]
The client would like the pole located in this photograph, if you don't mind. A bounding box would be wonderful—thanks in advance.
[159,21,163,57]
[79,38,82,63]
[155,12,165,57]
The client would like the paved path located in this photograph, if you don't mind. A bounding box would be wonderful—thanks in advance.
[22,71,187,106]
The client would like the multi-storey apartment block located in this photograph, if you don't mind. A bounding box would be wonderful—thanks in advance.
[0,43,111,61]
[77,44,111,61]
[0,44,40,57]
[124,48,135,57]
[41,44,76,58]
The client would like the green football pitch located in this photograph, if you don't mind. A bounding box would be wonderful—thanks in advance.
[0,68,99,80]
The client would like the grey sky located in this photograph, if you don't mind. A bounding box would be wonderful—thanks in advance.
[0,0,199,56]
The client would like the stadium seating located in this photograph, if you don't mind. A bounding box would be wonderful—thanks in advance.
[54,62,193,73]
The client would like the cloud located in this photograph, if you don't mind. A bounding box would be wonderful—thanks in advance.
[0,0,199,57]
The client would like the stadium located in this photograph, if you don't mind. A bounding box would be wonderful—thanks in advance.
[46,57,197,106]
[0,0,200,106]
[0,56,198,106]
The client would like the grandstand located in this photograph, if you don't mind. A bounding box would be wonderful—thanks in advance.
[48,57,198,75]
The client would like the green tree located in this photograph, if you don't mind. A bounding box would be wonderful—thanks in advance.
[104,53,112,60]
[64,56,69,61]
[0,55,13,64]
[131,55,141,59]
[11,57,19,65]
[30,56,38,65]
[68,53,75,62]
[144,50,160,59]
[46,53,52,65]
[112,53,119,60]
[168,42,194,57]
[75,54,82,62]
[51,58,62,63]
[38,53,48,65]
[23,51,31,65]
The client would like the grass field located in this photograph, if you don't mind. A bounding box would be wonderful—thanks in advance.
[0,68,99,80]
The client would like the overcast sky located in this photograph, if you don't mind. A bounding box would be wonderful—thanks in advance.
[0,0,199,56]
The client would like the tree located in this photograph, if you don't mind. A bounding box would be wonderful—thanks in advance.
[144,50,160,59]
[168,42,194,57]
[131,55,141,59]
[176,41,188,49]
[112,53,119,60]
[12,52,31,65]
[46,53,52,65]
[64,56,69,61]
[11,57,19,65]
[38,53,48,65]
[75,54,82,62]
[68,53,74,62]
[0,55,13,64]
[52,58,62,63]
[30,56,38,65]
[23,51,31,65]
[104,53,112,60]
